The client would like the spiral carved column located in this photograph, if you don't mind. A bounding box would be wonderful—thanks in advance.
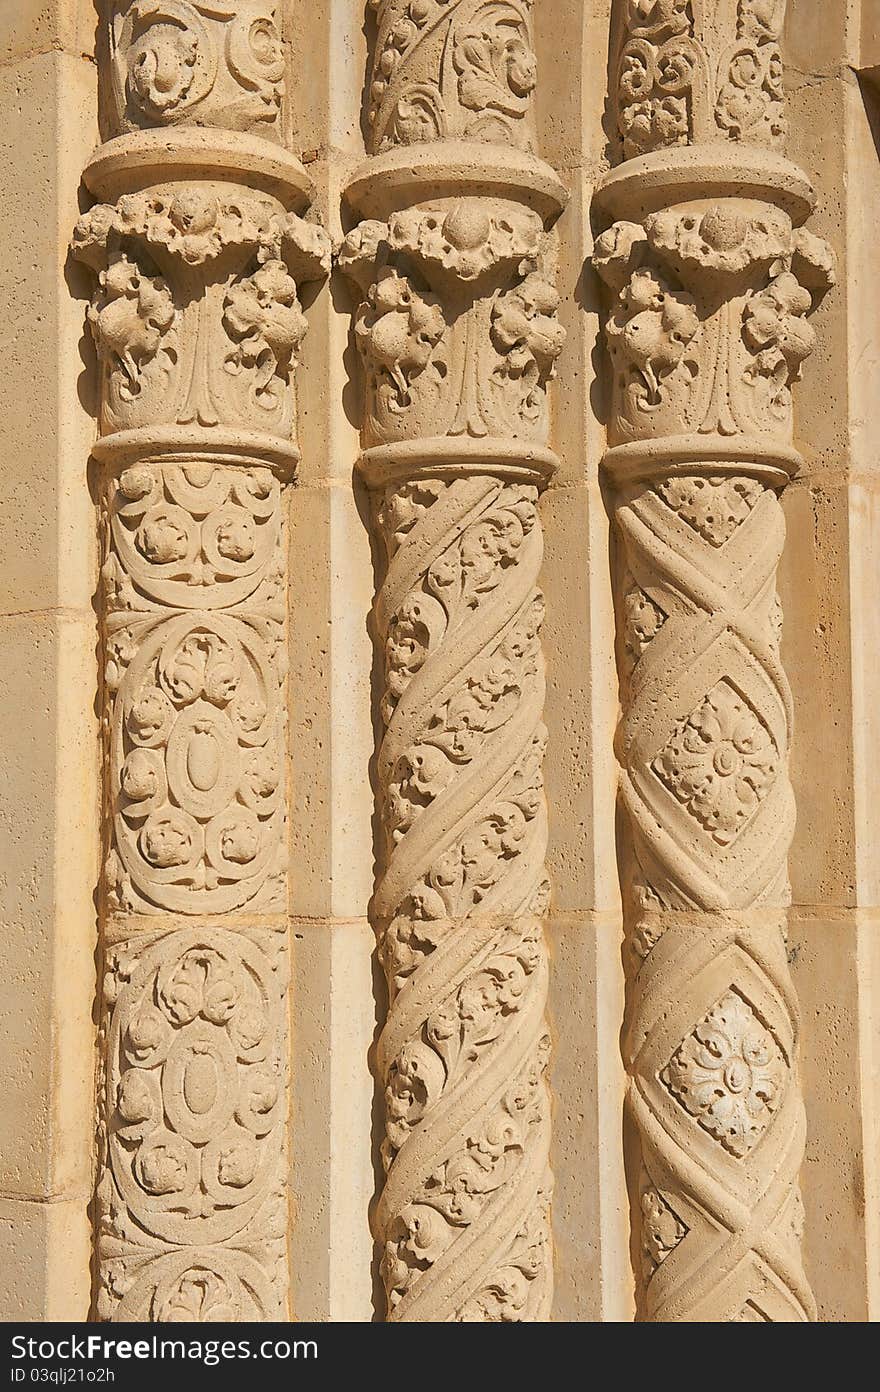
[71,3,329,1320]
[593,0,834,1323]
[341,0,566,1322]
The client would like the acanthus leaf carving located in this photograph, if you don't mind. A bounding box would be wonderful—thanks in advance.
[222,259,309,406]
[358,469,555,1323]
[640,1175,688,1277]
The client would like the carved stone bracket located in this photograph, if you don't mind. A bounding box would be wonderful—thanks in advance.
[342,1,566,1322]
[594,0,834,1325]
[72,2,329,1322]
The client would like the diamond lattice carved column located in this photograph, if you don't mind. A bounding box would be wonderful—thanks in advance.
[341,0,567,1322]
[71,3,329,1321]
[593,0,835,1323]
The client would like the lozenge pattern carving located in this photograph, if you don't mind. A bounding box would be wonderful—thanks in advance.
[605,459,816,1321]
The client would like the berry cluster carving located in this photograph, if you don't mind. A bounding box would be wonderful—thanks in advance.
[341,200,562,446]
[593,208,833,445]
[73,196,329,440]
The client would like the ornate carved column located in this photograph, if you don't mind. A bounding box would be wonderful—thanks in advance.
[593,0,834,1322]
[71,4,329,1321]
[341,1,566,1321]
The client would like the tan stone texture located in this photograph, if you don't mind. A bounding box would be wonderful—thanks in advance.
[0,0,876,1323]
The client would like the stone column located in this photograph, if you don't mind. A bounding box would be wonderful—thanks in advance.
[592,0,834,1322]
[71,3,329,1321]
[341,0,567,1321]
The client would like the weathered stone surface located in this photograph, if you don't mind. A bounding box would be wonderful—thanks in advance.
[0,0,877,1325]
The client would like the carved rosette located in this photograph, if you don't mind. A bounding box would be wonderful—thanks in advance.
[595,0,833,1324]
[74,5,329,1322]
[344,8,566,1319]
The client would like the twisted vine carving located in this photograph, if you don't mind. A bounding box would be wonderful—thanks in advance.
[344,5,565,1313]
[597,0,834,1323]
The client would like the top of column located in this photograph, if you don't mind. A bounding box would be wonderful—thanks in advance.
[347,0,567,220]
[85,3,312,208]
[597,0,815,222]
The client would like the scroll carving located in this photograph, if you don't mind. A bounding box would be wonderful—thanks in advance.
[344,6,566,1320]
[595,0,833,1323]
[366,0,538,153]
[74,3,329,1321]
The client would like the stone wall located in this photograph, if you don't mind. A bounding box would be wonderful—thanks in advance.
[0,0,876,1322]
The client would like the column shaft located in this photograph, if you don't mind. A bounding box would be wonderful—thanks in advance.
[342,0,567,1321]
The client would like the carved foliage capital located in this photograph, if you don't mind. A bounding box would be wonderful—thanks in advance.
[593,201,834,447]
[340,200,563,447]
[72,194,330,441]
